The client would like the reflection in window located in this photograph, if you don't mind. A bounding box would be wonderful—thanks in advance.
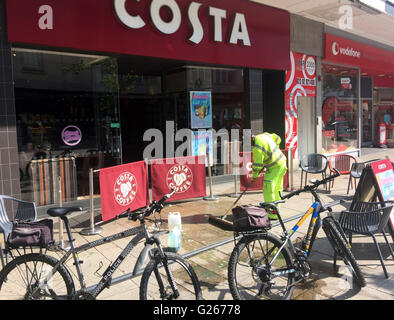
[322,64,359,154]
[13,49,122,205]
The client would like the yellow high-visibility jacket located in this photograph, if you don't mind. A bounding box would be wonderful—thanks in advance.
[252,133,286,179]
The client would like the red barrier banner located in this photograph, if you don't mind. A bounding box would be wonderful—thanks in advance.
[151,156,206,202]
[239,151,289,191]
[99,161,149,222]
[239,152,263,191]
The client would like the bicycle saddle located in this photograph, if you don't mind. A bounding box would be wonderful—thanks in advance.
[47,206,83,217]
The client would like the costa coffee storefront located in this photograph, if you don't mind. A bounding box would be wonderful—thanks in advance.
[322,33,394,155]
[4,0,290,205]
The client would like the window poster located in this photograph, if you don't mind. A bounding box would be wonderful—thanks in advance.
[192,130,213,167]
[285,51,316,155]
[190,91,212,129]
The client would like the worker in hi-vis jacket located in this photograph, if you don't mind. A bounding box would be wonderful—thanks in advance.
[251,133,287,220]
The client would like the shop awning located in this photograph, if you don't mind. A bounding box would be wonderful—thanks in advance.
[6,0,290,71]
[324,33,394,83]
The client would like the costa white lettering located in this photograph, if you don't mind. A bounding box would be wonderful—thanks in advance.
[209,7,226,42]
[113,0,251,46]
[188,2,203,44]
[114,0,146,29]
[150,0,182,34]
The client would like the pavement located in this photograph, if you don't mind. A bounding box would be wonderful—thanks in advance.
[39,147,394,300]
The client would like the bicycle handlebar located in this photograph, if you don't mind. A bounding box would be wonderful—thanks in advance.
[281,168,340,201]
[129,189,176,221]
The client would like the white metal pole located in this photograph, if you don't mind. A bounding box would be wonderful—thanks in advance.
[80,168,102,235]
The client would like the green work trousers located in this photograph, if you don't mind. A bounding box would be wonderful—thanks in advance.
[263,162,287,203]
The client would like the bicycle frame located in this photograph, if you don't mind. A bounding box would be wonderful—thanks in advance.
[268,190,326,270]
[35,218,165,299]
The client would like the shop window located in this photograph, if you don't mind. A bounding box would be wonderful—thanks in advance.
[374,88,394,143]
[322,64,359,154]
[14,49,122,205]
[22,52,44,72]
[361,77,373,145]
[186,67,245,176]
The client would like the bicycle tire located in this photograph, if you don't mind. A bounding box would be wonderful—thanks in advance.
[322,217,366,288]
[140,251,202,300]
[228,232,295,300]
[0,253,75,300]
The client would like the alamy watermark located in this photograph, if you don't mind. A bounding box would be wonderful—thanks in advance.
[339,4,353,30]
[142,121,252,170]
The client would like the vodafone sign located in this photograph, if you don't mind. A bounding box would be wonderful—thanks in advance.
[5,0,290,70]
[331,41,361,59]
[325,34,394,75]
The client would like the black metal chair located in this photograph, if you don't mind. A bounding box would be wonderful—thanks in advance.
[338,201,394,278]
[0,195,37,267]
[299,153,329,192]
[347,162,365,195]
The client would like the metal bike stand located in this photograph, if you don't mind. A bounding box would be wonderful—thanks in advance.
[203,151,218,201]
[80,168,103,236]
[229,141,240,198]
[56,176,71,250]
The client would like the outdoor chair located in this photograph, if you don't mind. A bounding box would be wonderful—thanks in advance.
[0,195,37,267]
[327,154,357,192]
[347,162,365,195]
[299,153,329,192]
[338,200,394,278]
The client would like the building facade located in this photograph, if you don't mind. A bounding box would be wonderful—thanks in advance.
[1,0,394,208]
[1,0,290,206]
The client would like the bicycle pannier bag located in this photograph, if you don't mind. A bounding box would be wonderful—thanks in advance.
[232,205,271,232]
[8,219,54,248]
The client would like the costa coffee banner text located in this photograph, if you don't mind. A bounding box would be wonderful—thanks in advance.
[6,0,290,70]
[150,156,206,202]
[99,161,149,222]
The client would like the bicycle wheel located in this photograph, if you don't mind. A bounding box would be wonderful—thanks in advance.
[140,251,202,300]
[322,217,366,288]
[228,232,295,300]
[0,253,75,300]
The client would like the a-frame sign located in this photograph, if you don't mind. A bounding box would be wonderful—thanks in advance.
[352,159,394,242]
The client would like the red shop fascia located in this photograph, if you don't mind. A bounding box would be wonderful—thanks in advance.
[5,0,290,71]
[324,33,394,88]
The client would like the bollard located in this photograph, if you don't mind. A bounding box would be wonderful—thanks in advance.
[229,141,240,198]
[203,150,218,201]
[80,168,103,235]
[56,176,71,250]
[288,147,295,191]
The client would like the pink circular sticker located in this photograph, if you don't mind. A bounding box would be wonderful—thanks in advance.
[61,125,82,146]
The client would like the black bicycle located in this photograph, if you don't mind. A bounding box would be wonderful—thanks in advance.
[228,170,366,300]
[0,190,202,300]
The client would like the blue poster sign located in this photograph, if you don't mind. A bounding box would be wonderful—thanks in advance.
[190,91,212,129]
[192,130,213,167]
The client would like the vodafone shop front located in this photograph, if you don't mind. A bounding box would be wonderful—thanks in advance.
[4,0,290,206]
[322,33,394,155]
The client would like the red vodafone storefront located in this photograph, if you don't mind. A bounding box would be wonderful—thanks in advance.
[322,33,394,154]
[4,0,291,206]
